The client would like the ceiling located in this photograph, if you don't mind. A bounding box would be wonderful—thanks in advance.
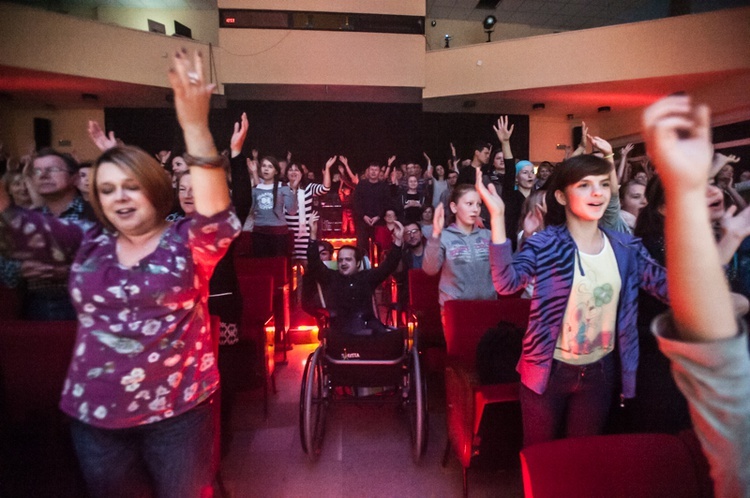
[1,0,747,118]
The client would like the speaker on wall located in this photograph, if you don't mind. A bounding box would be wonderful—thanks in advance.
[572,126,582,150]
[34,118,52,150]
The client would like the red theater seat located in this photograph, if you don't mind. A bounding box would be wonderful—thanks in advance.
[236,273,276,417]
[442,298,530,497]
[234,256,291,359]
[520,432,713,498]
[407,269,444,372]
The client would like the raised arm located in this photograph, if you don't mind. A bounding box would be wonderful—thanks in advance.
[449,142,459,172]
[493,116,514,160]
[475,166,507,244]
[570,121,588,157]
[169,49,230,217]
[339,155,359,185]
[617,143,634,183]
[87,120,119,152]
[421,203,445,276]
[644,94,750,498]
[228,113,252,223]
[230,112,248,158]
[643,95,733,339]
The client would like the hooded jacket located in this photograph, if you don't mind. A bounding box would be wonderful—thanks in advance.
[423,224,497,308]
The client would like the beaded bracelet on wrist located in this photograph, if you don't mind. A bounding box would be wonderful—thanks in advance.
[183,153,229,170]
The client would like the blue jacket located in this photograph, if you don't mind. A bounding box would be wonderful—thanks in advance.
[490,225,668,397]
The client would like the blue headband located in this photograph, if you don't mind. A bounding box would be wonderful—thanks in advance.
[515,160,533,190]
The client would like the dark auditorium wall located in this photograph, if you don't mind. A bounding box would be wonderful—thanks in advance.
[105,102,530,173]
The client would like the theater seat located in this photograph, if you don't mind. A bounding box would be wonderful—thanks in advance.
[520,432,713,498]
[234,255,291,361]
[442,298,530,498]
[236,273,276,417]
[407,269,444,373]
[0,319,85,495]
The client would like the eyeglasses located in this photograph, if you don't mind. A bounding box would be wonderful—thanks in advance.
[405,229,422,235]
[32,166,68,177]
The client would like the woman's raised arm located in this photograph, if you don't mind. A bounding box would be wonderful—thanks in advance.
[168,49,230,217]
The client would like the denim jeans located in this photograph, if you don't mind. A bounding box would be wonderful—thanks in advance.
[70,395,216,498]
[520,353,616,448]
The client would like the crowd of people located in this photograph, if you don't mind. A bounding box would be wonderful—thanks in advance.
[0,49,749,497]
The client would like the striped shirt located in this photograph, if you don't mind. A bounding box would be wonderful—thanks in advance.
[285,182,330,260]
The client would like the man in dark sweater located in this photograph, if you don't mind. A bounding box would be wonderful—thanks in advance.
[352,162,391,254]
[456,140,491,185]
[307,216,403,336]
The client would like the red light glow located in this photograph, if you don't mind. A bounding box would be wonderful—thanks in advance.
[226,17,236,23]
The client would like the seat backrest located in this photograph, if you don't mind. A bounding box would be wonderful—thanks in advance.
[234,256,289,287]
[520,433,709,498]
[408,269,440,313]
[234,231,252,257]
[0,286,22,321]
[237,274,274,335]
[0,320,77,424]
[443,298,530,369]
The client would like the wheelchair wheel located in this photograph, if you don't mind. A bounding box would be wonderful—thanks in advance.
[299,345,327,461]
[406,346,428,463]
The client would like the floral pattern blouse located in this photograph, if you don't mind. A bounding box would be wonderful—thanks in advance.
[0,206,241,429]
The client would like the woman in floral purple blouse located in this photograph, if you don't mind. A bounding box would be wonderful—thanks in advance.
[0,50,240,497]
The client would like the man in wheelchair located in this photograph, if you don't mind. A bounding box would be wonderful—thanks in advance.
[306,216,405,360]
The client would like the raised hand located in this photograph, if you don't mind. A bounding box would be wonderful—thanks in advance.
[475,167,504,218]
[715,204,750,264]
[587,134,613,156]
[620,143,634,157]
[642,95,713,191]
[155,150,172,165]
[246,158,258,174]
[88,120,118,151]
[423,151,432,166]
[230,112,249,156]
[493,115,514,142]
[522,203,547,238]
[168,49,214,144]
[450,142,457,158]
[391,220,405,246]
[251,148,259,160]
[286,150,292,163]
[325,156,337,170]
[713,152,741,172]
[387,155,396,168]
[289,171,301,191]
[309,212,319,240]
[432,203,445,238]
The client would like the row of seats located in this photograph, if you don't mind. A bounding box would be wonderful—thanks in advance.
[0,261,715,497]
[433,293,712,497]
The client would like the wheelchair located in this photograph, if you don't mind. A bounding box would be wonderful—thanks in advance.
[299,312,428,463]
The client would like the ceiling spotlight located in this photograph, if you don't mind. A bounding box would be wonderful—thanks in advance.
[483,15,497,42]
[444,34,452,48]
[598,106,611,113]
[532,103,545,110]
